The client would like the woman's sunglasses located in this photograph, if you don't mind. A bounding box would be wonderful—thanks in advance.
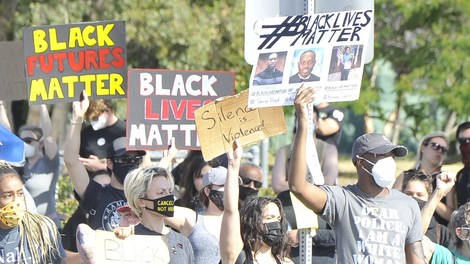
[425,142,448,154]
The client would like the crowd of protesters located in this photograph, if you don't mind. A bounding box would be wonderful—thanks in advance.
[1,85,470,264]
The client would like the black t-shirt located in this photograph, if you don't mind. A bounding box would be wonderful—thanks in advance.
[79,119,126,159]
[81,180,126,231]
[457,167,470,207]
[316,105,344,147]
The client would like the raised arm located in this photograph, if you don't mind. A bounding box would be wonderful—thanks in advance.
[288,85,327,214]
[39,104,58,159]
[220,139,244,264]
[271,145,290,194]
[421,172,455,234]
[63,91,90,198]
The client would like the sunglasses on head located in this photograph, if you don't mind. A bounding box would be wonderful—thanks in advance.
[240,176,262,189]
[405,171,430,181]
[21,137,39,144]
[113,155,143,165]
[459,138,470,145]
[425,142,448,154]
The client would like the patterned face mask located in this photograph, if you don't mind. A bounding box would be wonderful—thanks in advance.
[0,201,25,227]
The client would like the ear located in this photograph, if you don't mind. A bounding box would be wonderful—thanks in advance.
[137,198,146,208]
[204,186,211,197]
[107,158,113,170]
[456,227,466,240]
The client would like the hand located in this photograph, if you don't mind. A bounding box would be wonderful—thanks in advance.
[436,171,455,196]
[79,155,106,172]
[227,139,243,166]
[72,90,90,120]
[113,225,135,240]
[162,137,178,161]
[294,84,316,123]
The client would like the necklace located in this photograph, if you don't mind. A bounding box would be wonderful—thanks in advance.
[356,185,388,215]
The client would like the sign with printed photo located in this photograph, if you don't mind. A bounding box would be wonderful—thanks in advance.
[248,9,373,107]
[23,21,127,104]
[127,69,235,151]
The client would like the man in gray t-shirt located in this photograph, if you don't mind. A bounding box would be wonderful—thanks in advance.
[289,86,426,263]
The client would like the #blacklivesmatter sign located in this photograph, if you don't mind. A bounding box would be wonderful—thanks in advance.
[127,69,235,151]
[248,9,373,107]
[23,21,127,105]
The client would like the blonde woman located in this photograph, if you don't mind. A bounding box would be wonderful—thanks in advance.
[123,166,194,263]
[0,162,65,263]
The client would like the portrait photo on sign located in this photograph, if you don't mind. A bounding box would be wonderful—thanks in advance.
[289,48,324,84]
[252,51,287,86]
[328,45,364,82]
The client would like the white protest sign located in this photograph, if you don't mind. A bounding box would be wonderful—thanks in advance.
[247,9,374,108]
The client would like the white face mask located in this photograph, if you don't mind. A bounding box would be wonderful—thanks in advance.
[362,156,396,188]
[90,114,107,131]
[24,143,36,158]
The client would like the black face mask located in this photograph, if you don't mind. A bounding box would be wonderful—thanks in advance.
[112,163,137,184]
[142,194,175,217]
[263,221,283,246]
[208,190,224,211]
[239,185,258,201]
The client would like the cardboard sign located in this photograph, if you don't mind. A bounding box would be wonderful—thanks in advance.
[195,90,286,161]
[94,230,170,264]
[0,41,27,101]
[127,69,235,151]
[247,9,374,107]
[23,21,127,104]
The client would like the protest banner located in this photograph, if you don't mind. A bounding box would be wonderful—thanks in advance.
[194,90,287,161]
[248,9,374,107]
[127,69,235,151]
[23,21,127,104]
[0,41,27,101]
[93,230,170,264]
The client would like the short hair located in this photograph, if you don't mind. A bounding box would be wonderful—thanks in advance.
[18,125,43,139]
[300,50,316,60]
[456,122,470,139]
[84,99,115,120]
[124,166,174,218]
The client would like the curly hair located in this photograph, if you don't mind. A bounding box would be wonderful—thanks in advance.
[447,201,470,250]
[240,196,290,260]
[84,99,115,121]
[0,162,63,263]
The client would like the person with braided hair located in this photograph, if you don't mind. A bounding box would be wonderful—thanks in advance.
[0,162,65,263]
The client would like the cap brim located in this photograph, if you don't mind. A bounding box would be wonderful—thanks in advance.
[117,205,131,213]
[370,144,408,157]
[114,149,146,157]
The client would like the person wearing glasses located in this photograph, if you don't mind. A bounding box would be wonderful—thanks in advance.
[402,170,451,246]
[394,132,455,225]
[289,50,321,84]
[289,85,425,263]
[456,122,470,208]
[0,103,61,228]
[238,162,263,203]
